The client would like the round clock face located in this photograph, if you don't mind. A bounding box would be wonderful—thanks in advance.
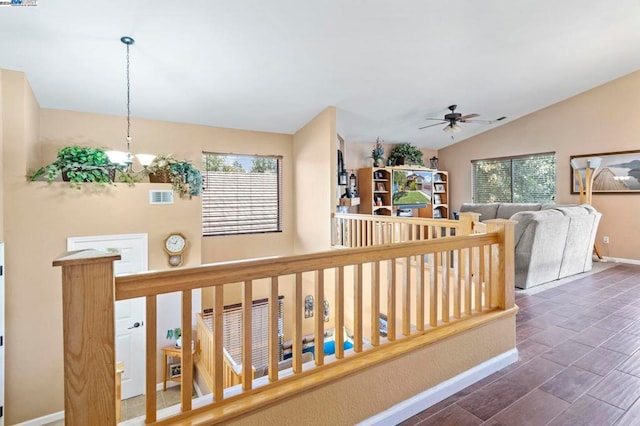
[165,234,186,253]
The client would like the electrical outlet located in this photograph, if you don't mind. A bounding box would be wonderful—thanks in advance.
[603,236,610,244]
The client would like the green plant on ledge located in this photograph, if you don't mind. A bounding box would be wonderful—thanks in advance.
[388,143,424,166]
[145,154,203,198]
[27,145,134,188]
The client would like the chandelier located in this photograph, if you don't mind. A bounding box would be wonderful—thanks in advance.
[106,36,155,171]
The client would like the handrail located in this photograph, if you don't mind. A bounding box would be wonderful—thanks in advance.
[332,212,480,248]
[53,218,514,425]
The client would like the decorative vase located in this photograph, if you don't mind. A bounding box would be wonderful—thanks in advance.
[374,158,385,168]
[175,337,182,348]
[395,156,405,166]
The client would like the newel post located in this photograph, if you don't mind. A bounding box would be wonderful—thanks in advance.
[485,219,516,310]
[457,212,480,235]
[53,249,121,426]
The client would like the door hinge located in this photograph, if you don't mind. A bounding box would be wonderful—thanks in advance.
[0,335,3,346]
[0,265,3,276]
[0,405,4,417]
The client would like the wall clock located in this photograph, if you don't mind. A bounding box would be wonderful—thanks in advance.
[163,232,187,267]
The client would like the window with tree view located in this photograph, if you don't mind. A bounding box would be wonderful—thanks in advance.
[202,153,282,236]
[472,153,556,203]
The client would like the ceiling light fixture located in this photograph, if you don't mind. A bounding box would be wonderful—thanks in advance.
[106,36,155,171]
[443,123,462,133]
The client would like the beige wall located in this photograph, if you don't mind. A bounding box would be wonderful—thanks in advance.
[292,107,336,254]
[439,70,640,261]
[2,78,296,423]
[232,315,515,425]
[344,140,437,171]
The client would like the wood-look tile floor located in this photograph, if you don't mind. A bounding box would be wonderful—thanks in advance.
[400,263,640,426]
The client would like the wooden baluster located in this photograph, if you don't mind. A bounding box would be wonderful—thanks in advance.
[454,249,462,319]
[464,247,472,316]
[486,244,493,309]
[242,280,253,391]
[387,259,396,341]
[416,254,425,331]
[335,266,345,359]
[476,246,483,312]
[478,246,487,312]
[268,277,279,382]
[293,273,303,372]
[411,224,417,242]
[213,286,224,401]
[429,252,438,327]
[402,256,411,336]
[354,264,363,352]
[442,250,450,323]
[146,295,157,423]
[315,270,325,365]
[181,289,193,411]
[53,250,120,426]
[371,261,380,346]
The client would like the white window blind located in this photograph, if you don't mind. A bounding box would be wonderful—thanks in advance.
[202,153,282,236]
[221,297,284,369]
[472,152,556,203]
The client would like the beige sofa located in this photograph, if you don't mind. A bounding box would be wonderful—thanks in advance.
[459,203,601,289]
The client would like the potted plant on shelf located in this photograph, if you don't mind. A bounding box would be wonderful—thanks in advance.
[144,154,203,198]
[27,145,131,188]
[388,143,424,166]
[166,327,182,348]
[371,137,385,167]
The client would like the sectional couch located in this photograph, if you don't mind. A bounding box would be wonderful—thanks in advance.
[459,203,602,289]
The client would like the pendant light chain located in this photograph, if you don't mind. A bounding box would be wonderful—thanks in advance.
[126,39,132,153]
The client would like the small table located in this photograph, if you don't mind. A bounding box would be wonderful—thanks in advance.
[161,345,184,391]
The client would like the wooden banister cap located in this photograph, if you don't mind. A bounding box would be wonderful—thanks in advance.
[53,249,122,267]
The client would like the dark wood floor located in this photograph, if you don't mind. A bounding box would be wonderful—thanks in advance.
[400,263,640,426]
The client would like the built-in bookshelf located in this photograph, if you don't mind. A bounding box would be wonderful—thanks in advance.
[357,167,392,215]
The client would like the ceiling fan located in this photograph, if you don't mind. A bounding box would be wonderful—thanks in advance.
[419,104,506,133]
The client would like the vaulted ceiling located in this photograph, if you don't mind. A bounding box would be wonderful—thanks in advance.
[1,0,639,149]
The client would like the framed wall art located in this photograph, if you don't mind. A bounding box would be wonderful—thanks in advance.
[570,150,640,194]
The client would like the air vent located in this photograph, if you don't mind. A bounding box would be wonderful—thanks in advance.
[149,190,174,205]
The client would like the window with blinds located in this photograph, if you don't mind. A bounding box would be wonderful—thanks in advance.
[472,152,556,203]
[222,297,284,369]
[202,153,282,236]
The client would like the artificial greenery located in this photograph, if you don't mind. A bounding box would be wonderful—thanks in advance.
[145,154,203,198]
[27,145,130,188]
[166,327,182,340]
[371,137,385,163]
[388,143,424,166]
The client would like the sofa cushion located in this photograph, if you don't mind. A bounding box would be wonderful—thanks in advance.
[510,209,566,246]
[459,203,499,221]
[497,203,541,219]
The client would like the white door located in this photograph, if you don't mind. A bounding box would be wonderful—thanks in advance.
[0,243,4,426]
[67,234,147,400]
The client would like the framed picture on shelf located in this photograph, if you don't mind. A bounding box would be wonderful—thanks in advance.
[433,174,443,182]
[434,183,445,192]
[433,209,442,218]
[376,182,386,191]
[169,363,181,378]
[433,194,441,204]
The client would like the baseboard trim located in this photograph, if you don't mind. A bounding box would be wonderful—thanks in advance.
[14,410,65,426]
[358,348,519,426]
[602,257,640,265]
[156,380,180,392]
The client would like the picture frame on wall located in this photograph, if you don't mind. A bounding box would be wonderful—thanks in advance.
[570,150,640,194]
[434,183,445,192]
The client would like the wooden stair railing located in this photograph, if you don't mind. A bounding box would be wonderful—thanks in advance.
[53,217,514,426]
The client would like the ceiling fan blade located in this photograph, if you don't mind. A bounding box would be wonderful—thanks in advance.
[463,116,507,124]
[418,122,446,130]
[423,118,447,122]
[458,113,479,122]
